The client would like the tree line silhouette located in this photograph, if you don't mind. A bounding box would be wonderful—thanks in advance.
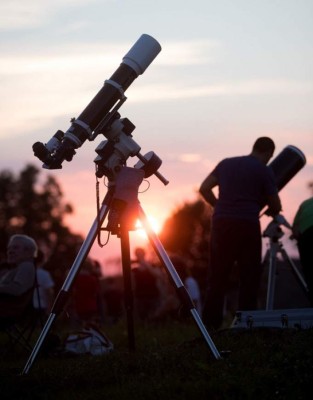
[0,164,214,289]
[1,163,311,319]
[0,164,85,289]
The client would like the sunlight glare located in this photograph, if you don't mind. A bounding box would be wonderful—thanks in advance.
[135,216,161,239]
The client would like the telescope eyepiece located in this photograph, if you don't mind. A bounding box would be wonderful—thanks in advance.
[33,142,50,162]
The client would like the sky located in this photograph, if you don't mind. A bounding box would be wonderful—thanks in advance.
[1,0,312,275]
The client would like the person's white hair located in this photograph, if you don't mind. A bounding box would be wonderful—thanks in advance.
[9,234,38,258]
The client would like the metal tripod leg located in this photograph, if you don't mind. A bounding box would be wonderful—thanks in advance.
[22,190,113,375]
[265,241,280,310]
[23,185,221,374]
[138,205,222,360]
[264,238,309,312]
[280,246,309,294]
[120,226,135,351]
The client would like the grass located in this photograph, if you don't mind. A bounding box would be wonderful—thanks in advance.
[1,317,313,400]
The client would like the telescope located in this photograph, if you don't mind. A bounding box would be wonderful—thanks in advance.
[23,35,224,374]
[268,145,306,191]
[261,145,306,216]
[32,34,161,170]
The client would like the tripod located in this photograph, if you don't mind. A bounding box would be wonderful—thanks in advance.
[22,166,221,374]
[262,215,308,310]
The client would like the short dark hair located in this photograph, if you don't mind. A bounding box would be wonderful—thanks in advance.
[252,137,275,153]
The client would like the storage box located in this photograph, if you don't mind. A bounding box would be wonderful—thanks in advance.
[231,308,313,330]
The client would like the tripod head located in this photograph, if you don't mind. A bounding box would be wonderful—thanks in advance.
[94,113,168,185]
[263,214,292,241]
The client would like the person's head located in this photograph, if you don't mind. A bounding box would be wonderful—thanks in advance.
[7,234,38,265]
[135,247,146,261]
[251,137,275,164]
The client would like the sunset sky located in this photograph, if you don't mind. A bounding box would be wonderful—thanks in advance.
[1,1,312,275]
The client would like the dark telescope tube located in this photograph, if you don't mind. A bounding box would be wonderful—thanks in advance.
[260,145,306,216]
[33,34,161,169]
[75,34,161,140]
[268,145,306,191]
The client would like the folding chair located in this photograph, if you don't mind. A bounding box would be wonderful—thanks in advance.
[0,286,39,355]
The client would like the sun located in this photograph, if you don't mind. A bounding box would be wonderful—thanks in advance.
[135,215,161,238]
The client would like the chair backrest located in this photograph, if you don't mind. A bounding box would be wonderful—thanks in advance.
[0,266,38,354]
[0,263,36,322]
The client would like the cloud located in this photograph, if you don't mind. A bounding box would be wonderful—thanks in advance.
[0,38,219,72]
[178,153,202,163]
[0,38,220,137]
[1,76,311,139]
[0,1,47,30]
[0,0,102,30]
[1,38,312,141]
[157,39,220,66]
[130,80,313,102]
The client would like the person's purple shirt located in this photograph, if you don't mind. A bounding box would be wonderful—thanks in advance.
[212,155,278,221]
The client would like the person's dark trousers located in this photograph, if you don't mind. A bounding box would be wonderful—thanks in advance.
[202,217,262,330]
[297,226,313,306]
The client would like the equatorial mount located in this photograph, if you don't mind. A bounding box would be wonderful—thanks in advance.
[93,112,168,185]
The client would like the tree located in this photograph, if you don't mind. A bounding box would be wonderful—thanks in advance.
[0,164,84,287]
[159,196,213,290]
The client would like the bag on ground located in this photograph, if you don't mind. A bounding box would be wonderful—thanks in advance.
[64,325,113,356]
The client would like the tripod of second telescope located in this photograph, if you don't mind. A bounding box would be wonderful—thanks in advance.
[22,167,221,375]
[263,215,308,310]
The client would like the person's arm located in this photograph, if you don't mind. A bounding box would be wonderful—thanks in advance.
[199,173,218,207]
[0,262,35,296]
[265,193,282,217]
[292,206,302,239]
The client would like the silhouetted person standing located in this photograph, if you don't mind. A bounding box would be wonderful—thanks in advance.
[292,196,313,306]
[132,247,159,320]
[72,261,102,325]
[200,137,282,329]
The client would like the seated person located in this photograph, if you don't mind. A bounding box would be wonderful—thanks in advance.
[72,261,102,325]
[0,234,37,325]
[33,250,55,317]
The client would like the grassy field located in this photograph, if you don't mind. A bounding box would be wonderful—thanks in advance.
[1,318,313,400]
